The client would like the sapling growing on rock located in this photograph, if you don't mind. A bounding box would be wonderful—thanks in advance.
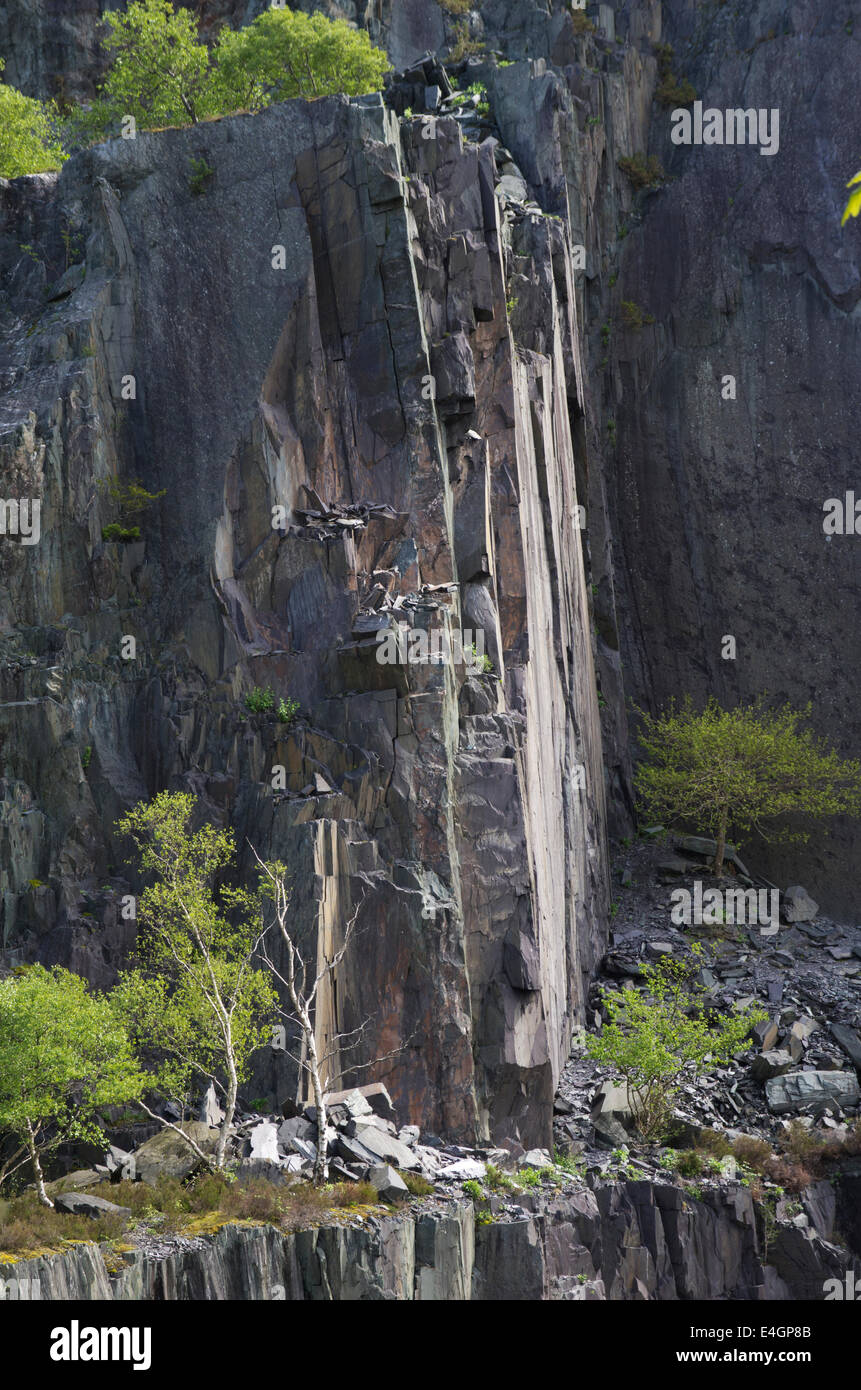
[586,946,766,1140]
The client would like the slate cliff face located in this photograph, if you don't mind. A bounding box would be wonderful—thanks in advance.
[1,0,858,1168]
[0,87,612,1147]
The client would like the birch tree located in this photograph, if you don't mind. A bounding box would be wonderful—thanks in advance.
[116,792,275,1170]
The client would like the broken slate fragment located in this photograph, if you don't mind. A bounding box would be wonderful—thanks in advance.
[764,1069,859,1114]
[830,1023,861,1070]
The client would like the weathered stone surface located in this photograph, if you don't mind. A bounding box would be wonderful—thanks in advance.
[132,1123,220,1184]
[751,1050,794,1081]
[53,1191,131,1220]
[0,81,611,1154]
[8,1176,852,1300]
[367,1163,410,1203]
[830,1024,861,1071]
[782,887,820,924]
[764,1070,860,1115]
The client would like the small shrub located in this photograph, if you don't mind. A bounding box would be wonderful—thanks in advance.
[620,300,656,331]
[398,1170,435,1196]
[515,1167,544,1188]
[276,696,299,725]
[617,152,665,189]
[100,478,166,515]
[486,1163,515,1191]
[448,20,482,61]
[654,44,696,107]
[675,1149,704,1177]
[731,1135,773,1172]
[462,1178,484,1201]
[188,156,214,195]
[101,524,141,543]
[570,11,596,35]
[585,947,766,1140]
[439,0,471,13]
[81,746,92,770]
[695,1128,733,1158]
[244,686,275,714]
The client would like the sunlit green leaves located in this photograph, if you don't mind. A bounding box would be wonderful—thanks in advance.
[842,170,861,227]
[633,695,861,846]
[0,60,67,177]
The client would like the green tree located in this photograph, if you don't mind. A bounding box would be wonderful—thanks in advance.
[115,792,276,1170]
[0,60,67,177]
[586,949,765,1139]
[98,0,216,129]
[209,7,390,111]
[92,0,389,134]
[634,696,861,878]
[0,966,142,1206]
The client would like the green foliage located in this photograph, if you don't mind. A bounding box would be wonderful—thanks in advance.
[99,0,215,129]
[462,1178,484,1200]
[617,152,665,189]
[515,1166,545,1187]
[486,1162,515,1190]
[586,947,765,1139]
[0,966,142,1191]
[188,155,214,194]
[619,299,655,331]
[469,645,494,675]
[570,11,596,35]
[245,686,275,714]
[101,477,166,516]
[0,60,67,177]
[277,696,299,725]
[842,170,861,226]
[448,20,482,62]
[654,43,696,107]
[397,1169,435,1196]
[633,696,861,876]
[114,792,276,1142]
[209,6,389,112]
[81,745,92,770]
[92,1,388,135]
[439,0,471,13]
[101,524,141,543]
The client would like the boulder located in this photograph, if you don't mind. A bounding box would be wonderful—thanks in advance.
[764,1070,860,1114]
[751,1049,794,1080]
[782,885,819,923]
[590,1080,635,1146]
[367,1164,409,1204]
[436,1157,487,1181]
[753,1018,779,1051]
[350,1122,421,1171]
[132,1122,220,1184]
[53,1192,131,1220]
[47,1169,107,1194]
[517,1148,553,1169]
[322,1082,396,1123]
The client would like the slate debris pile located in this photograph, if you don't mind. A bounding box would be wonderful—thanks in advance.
[554,837,861,1165]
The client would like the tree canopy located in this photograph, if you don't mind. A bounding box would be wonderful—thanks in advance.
[0,965,141,1202]
[634,696,861,876]
[95,0,389,132]
[0,60,67,178]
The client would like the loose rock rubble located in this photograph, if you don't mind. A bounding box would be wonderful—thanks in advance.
[553,836,861,1171]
